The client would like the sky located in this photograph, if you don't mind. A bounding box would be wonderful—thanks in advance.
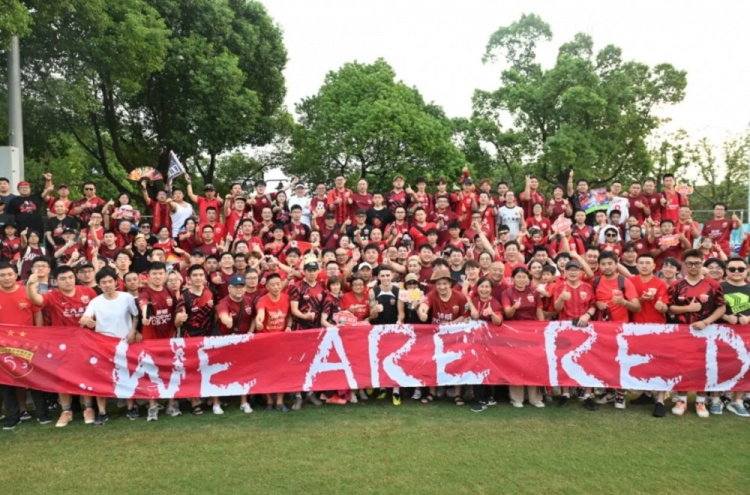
[261,0,750,180]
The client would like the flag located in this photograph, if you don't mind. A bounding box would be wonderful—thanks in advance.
[168,150,186,182]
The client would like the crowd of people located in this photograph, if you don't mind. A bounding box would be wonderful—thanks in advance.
[1,169,750,430]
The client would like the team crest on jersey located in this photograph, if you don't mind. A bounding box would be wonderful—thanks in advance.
[527,295,535,302]
[580,291,587,300]
[207,300,214,308]
[166,298,173,306]
[452,305,459,312]
[723,222,728,228]
[80,295,90,304]
[245,306,252,315]
[17,302,29,310]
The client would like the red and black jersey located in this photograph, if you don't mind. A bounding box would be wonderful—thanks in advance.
[284,221,310,242]
[288,280,326,330]
[668,277,724,325]
[0,236,22,261]
[386,189,409,213]
[176,287,216,337]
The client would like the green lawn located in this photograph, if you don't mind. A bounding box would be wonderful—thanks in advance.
[3,394,748,494]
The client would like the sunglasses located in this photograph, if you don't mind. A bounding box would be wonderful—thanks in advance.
[727,266,746,273]
[605,233,617,237]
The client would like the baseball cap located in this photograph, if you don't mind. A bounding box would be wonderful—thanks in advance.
[191,248,207,257]
[17,180,30,187]
[204,183,215,190]
[462,177,473,185]
[57,183,68,189]
[357,262,373,271]
[393,174,405,181]
[62,228,76,235]
[565,260,582,270]
[404,273,419,284]
[303,261,320,271]
[75,260,94,271]
[295,183,306,189]
[356,209,367,216]
[325,212,335,219]
[228,274,246,286]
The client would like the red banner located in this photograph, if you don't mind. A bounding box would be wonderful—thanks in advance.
[1,322,749,398]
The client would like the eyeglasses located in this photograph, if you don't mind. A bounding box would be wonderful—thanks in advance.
[84,187,94,191]
[727,266,746,273]
[684,261,702,268]
[605,233,617,237]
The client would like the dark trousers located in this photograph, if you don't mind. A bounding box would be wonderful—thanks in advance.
[1,386,45,419]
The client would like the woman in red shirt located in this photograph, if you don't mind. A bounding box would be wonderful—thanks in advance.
[501,267,545,408]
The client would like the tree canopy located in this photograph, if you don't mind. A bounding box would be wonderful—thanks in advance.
[284,58,466,191]
[461,13,688,190]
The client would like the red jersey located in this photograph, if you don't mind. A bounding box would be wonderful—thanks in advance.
[0,236,21,262]
[470,295,503,323]
[68,196,106,226]
[310,197,327,230]
[0,286,40,326]
[350,193,373,219]
[284,221,311,242]
[630,275,668,324]
[215,294,255,335]
[288,280,326,329]
[642,192,663,223]
[412,192,432,214]
[196,196,222,224]
[661,190,687,224]
[327,188,353,225]
[340,292,370,322]
[702,219,734,255]
[519,190,545,219]
[547,199,569,222]
[138,286,176,339]
[668,277,724,325]
[176,287,216,337]
[501,286,541,321]
[593,276,638,323]
[146,199,172,233]
[553,281,595,321]
[456,192,476,229]
[627,195,649,225]
[526,216,551,236]
[256,293,290,332]
[386,189,409,213]
[250,192,275,223]
[676,220,699,248]
[424,289,469,324]
[225,210,252,239]
[409,222,437,249]
[40,286,97,326]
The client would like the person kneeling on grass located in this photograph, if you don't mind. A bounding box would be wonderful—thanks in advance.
[79,267,139,426]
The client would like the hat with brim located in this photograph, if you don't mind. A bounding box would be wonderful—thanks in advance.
[430,267,455,286]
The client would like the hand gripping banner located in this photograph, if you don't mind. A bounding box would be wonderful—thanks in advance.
[1,321,749,399]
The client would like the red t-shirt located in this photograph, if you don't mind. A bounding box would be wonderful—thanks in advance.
[196,196,222,224]
[630,275,668,324]
[470,295,503,323]
[553,280,595,321]
[424,289,468,324]
[350,193,373,219]
[661,190,686,224]
[501,286,541,321]
[0,286,41,326]
[702,219,734,255]
[593,276,639,323]
[138,286,176,339]
[40,286,97,326]
[256,293,290,332]
[215,294,255,335]
[642,192,663,223]
[340,292,370,322]
[519,190,545,219]
[676,220,699,248]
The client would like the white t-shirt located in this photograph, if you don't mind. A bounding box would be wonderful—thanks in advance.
[170,201,195,237]
[289,195,312,227]
[497,206,524,240]
[83,292,139,339]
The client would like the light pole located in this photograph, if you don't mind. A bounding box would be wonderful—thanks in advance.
[8,35,24,174]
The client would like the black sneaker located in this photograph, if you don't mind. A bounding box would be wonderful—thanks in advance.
[486,396,497,406]
[558,395,569,407]
[719,395,732,406]
[584,397,597,411]
[3,416,21,430]
[93,413,109,426]
[630,393,655,406]
[19,411,32,421]
[652,401,666,418]
[276,404,291,413]
[126,408,139,421]
[744,398,750,411]
[37,414,52,425]
[471,401,487,413]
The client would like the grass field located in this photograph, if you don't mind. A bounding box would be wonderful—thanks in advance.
[3,394,749,494]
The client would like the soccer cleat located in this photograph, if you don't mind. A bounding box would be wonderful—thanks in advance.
[558,395,570,407]
[37,413,53,425]
[695,402,709,418]
[596,393,616,405]
[93,413,108,426]
[709,399,723,415]
[583,397,597,411]
[392,393,401,406]
[349,394,358,404]
[126,408,139,421]
[652,402,666,418]
[377,390,387,400]
[212,404,224,415]
[471,402,487,413]
[166,403,182,417]
[630,393,656,406]
[726,401,750,417]
[671,400,688,416]
[56,410,73,428]
[614,394,626,410]
[83,408,96,424]
[147,406,159,421]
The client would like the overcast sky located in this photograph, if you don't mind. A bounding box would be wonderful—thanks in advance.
[262,0,750,162]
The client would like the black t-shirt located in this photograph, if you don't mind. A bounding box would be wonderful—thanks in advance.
[46,215,79,246]
[8,194,46,234]
[131,249,153,274]
[450,267,466,284]
[721,281,750,316]
[346,224,372,243]
[366,207,393,231]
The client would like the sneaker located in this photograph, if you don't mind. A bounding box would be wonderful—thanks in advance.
[307,393,323,406]
[265,405,274,412]
[614,394,626,410]
[719,394,732,406]
[530,401,545,408]
[392,393,401,406]
[583,397,597,411]
[93,413,108,426]
[166,403,182,417]
[126,408,139,421]
[0,414,4,421]
[486,396,497,406]
[672,400,688,416]
[558,395,570,407]
[19,411,32,421]
[276,404,291,413]
[376,390,387,400]
[3,416,21,430]
[510,400,523,408]
[349,394,358,404]
[212,404,224,415]
[709,399,723,415]
[328,395,347,405]
[37,414,52,425]
[726,401,750,417]
[240,402,253,414]
[411,389,422,401]
[319,393,330,402]
[56,410,73,428]
[744,398,750,411]
[471,401,487,412]
[653,401,666,418]
[83,407,96,424]
[596,393,616,405]
[695,402,709,418]
[358,390,368,401]
[630,393,656,405]
[147,406,159,421]
[575,387,586,400]
[292,395,303,411]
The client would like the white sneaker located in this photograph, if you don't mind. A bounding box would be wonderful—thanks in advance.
[147,406,159,422]
[596,393,616,404]
[358,390,368,401]
[510,400,524,408]
[239,402,253,414]
[672,400,687,416]
[695,402,709,418]
[166,403,182,417]
[411,389,422,401]
[530,401,545,408]
[212,404,224,415]
[349,394,358,404]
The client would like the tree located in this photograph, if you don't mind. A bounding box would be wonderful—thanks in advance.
[9,0,287,194]
[285,58,466,191]
[466,13,687,190]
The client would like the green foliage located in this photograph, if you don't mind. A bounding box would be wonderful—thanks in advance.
[0,0,32,42]
[7,0,287,194]
[465,14,687,191]
[286,58,466,191]
[212,152,265,193]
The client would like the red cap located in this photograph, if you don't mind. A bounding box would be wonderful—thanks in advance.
[17,181,30,187]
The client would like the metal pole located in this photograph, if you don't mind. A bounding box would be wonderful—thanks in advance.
[8,35,24,178]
